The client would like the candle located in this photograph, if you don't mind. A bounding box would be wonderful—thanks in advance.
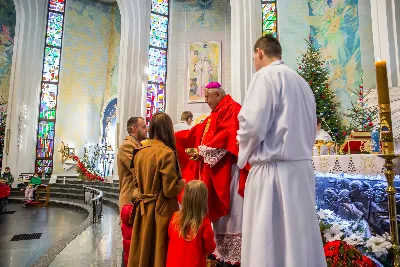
[375,60,390,105]
[375,60,394,154]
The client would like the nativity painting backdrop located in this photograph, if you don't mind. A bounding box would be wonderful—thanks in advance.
[53,0,121,177]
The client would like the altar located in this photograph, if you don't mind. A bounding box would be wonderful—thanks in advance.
[313,154,400,241]
[312,154,400,178]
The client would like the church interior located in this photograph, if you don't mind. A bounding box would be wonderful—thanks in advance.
[0,0,399,266]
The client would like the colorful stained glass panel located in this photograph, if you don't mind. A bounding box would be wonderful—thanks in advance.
[146,84,165,123]
[152,0,168,15]
[46,12,64,47]
[148,48,167,83]
[38,121,55,140]
[49,0,65,12]
[147,0,168,125]
[37,166,53,173]
[150,14,168,48]
[262,2,277,37]
[36,141,54,158]
[36,159,52,167]
[262,3,276,21]
[42,47,61,82]
[263,20,277,36]
[39,83,58,119]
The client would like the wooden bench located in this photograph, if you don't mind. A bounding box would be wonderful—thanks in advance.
[31,185,50,207]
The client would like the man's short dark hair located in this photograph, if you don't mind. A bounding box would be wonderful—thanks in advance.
[254,34,282,58]
[317,117,322,125]
[181,111,193,122]
[127,117,143,133]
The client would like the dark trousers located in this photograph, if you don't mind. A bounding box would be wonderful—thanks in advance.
[121,248,125,267]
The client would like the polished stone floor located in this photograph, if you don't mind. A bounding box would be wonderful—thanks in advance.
[49,205,122,267]
[0,203,87,267]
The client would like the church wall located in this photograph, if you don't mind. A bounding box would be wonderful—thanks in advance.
[278,0,375,113]
[0,0,16,106]
[54,0,120,173]
[166,0,231,123]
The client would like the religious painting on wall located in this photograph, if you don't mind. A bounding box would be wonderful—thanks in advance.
[188,41,221,103]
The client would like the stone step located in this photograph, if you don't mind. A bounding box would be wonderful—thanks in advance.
[85,184,119,193]
[102,191,118,200]
[47,192,83,200]
[48,183,82,189]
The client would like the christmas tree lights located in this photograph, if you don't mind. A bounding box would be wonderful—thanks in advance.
[297,38,346,144]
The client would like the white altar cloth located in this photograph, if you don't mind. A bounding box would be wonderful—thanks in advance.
[312,154,400,180]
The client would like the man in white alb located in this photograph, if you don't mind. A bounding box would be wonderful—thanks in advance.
[173,111,193,132]
[237,35,326,267]
[314,116,333,155]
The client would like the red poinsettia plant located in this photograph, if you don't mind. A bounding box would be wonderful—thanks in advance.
[72,156,105,182]
[324,240,376,267]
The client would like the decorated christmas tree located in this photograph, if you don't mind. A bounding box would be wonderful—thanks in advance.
[297,38,346,144]
[0,107,6,172]
[343,73,379,132]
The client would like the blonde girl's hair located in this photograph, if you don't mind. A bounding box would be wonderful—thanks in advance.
[174,180,208,241]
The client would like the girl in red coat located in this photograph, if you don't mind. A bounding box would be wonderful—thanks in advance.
[166,180,216,267]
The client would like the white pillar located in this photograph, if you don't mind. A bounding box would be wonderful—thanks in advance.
[369,0,400,88]
[2,0,47,179]
[113,0,151,181]
[230,0,261,104]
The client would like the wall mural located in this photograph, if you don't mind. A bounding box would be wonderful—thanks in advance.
[0,0,15,104]
[104,4,120,101]
[307,0,361,112]
[188,41,221,103]
[176,0,226,31]
[0,0,15,172]
[53,0,121,173]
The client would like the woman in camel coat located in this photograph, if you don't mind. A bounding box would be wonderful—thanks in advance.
[128,112,185,267]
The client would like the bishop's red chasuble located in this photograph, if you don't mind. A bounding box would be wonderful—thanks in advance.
[175,95,249,222]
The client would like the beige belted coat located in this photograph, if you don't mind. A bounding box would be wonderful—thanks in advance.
[127,139,185,267]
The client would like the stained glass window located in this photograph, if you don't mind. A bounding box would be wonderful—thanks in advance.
[35,0,66,174]
[42,47,61,82]
[146,0,169,125]
[262,1,278,37]
[146,84,166,122]
[49,0,65,12]
[39,83,58,119]
[152,0,168,15]
[148,48,167,83]
[149,14,168,48]
[46,12,64,47]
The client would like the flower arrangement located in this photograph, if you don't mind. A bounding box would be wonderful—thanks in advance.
[72,156,105,182]
[324,240,375,267]
[318,209,391,266]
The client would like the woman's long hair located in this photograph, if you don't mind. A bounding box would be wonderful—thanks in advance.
[174,180,208,241]
[149,112,176,151]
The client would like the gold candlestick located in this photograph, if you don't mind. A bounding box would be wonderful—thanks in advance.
[326,141,335,155]
[315,140,324,156]
[375,60,400,266]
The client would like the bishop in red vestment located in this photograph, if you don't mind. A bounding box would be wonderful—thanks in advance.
[175,82,248,265]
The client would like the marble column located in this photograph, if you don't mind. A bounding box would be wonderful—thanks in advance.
[369,0,400,88]
[113,0,152,181]
[230,0,262,104]
[2,0,47,180]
